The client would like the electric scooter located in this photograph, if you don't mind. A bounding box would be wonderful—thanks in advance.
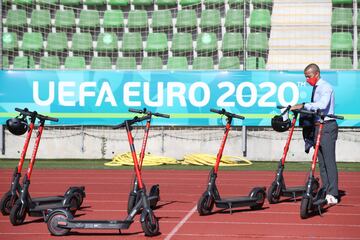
[268,106,319,203]
[197,108,266,215]
[45,113,162,236]
[126,108,170,214]
[299,109,343,219]
[4,108,85,226]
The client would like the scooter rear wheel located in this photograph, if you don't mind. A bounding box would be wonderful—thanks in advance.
[0,191,17,216]
[267,182,280,204]
[9,200,26,226]
[250,188,266,210]
[197,192,214,216]
[47,211,71,236]
[149,185,160,209]
[141,209,159,236]
[300,197,311,219]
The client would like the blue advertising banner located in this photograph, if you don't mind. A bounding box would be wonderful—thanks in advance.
[0,70,359,126]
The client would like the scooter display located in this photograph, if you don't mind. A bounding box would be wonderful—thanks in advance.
[197,108,266,215]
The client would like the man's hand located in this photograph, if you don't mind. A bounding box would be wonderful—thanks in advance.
[290,103,304,111]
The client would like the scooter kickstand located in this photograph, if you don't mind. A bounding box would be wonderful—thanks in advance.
[292,192,296,202]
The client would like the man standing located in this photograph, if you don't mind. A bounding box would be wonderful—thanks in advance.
[291,63,339,204]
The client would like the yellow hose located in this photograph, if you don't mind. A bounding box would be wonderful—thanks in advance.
[104,152,178,166]
[183,154,252,166]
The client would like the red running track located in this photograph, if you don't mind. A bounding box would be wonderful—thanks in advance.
[0,168,360,239]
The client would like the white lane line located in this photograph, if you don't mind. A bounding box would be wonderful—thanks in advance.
[164,205,197,240]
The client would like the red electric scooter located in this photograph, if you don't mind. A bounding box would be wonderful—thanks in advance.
[197,108,266,215]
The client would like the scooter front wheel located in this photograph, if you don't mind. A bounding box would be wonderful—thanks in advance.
[9,200,27,226]
[249,188,266,210]
[0,191,17,216]
[300,197,311,219]
[197,192,214,216]
[267,182,281,204]
[149,184,160,209]
[141,209,159,237]
[47,211,71,236]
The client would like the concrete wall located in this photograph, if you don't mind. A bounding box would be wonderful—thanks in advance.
[2,126,359,162]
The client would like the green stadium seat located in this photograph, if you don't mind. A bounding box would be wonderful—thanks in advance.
[176,10,197,30]
[116,57,137,69]
[108,0,130,7]
[78,10,100,29]
[251,0,273,7]
[145,33,168,54]
[200,9,221,30]
[6,10,27,29]
[222,32,243,55]
[40,56,61,69]
[330,57,352,69]
[358,34,360,50]
[13,56,35,69]
[228,0,244,8]
[3,56,9,69]
[141,57,163,69]
[332,0,353,5]
[246,56,266,69]
[36,0,57,5]
[90,57,112,69]
[21,32,44,52]
[196,33,218,55]
[13,0,32,5]
[55,10,76,29]
[46,32,68,53]
[83,0,105,6]
[358,59,360,69]
[225,9,244,31]
[71,33,93,52]
[330,32,353,52]
[2,32,18,52]
[64,56,86,69]
[132,0,153,7]
[171,33,193,54]
[204,0,224,7]
[152,10,173,30]
[192,57,214,69]
[96,32,118,53]
[121,32,143,53]
[179,0,201,7]
[103,10,124,29]
[127,10,148,30]
[167,57,189,69]
[247,32,269,52]
[219,56,240,69]
[331,8,353,27]
[60,0,80,6]
[357,10,360,26]
[156,0,177,7]
[30,10,51,29]
[249,9,271,29]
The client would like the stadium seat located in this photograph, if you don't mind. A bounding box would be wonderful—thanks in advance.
[225,9,244,31]
[358,60,360,69]
[330,32,353,52]
[330,57,352,69]
[171,33,193,54]
[55,10,76,29]
[90,57,112,69]
[127,10,148,30]
[167,57,189,69]
[179,0,201,7]
[30,10,51,30]
[121,32,143,53]
[71,33,93,53]
[358,34,360,50]
[132,0,153,8]
[5,10,27,29]
[196,33,218,55]
[249,9,271,29]
[156,0,177,8]
[103,10,125,29]
[46,32,68,53]
[200,9,221,31]
[204,0,225,8]
[96,32,118,54]
[2,32,18,52]
[40,56,61,69]
[141,57,163,69]
[13,56,35,69]
[107,0,130,7]
[331,8,353,27]
[228,0,244,8]
[36,0,57,5]
[116,57,137,69]
[60,0,81,6]
[145,33,168,54]
[64,56,87,69]
[192,57,214,69]
[2,56,9,69]
[21,32,44,53]
[13,0,33,5]
[222,32,244,55]
[247,32,269,52]
[176,10,197,31]
[245,56,266,69]
[219,56,240,69]
[83,0,105,7]
[332,0,353,5]
[152,10,173,31]
[357,10,360,26]
[251,0,273,7]
[78,10,100,29]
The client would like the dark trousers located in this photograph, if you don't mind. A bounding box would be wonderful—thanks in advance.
[315,121,339,197]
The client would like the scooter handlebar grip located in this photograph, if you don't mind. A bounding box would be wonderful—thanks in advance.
[210,108,223,114]
[327,114,344,120]
[232,114,245,120]
[128,108,145,114]
[299,109,316,115]
[153,112,170,118]
[112,122,126,129]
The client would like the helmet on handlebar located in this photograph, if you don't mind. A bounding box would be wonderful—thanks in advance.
[271,115,291,132]
[6,116,28,135]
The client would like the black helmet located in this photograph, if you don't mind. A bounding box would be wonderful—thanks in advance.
[6,117,28,135]
[271,115,291,132]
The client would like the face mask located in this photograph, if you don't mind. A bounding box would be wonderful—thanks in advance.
[306,76,318,86]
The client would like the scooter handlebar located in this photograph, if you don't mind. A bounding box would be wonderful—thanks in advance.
[326,114,344,120]
[15,108,58,122]
[128,108,146,114]
[128,108,170,118]
[210,108,245,120]
[153,112,170,118]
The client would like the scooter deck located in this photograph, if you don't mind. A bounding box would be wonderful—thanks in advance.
[215,196,256,209]
[29,203,70,217]
[60,220,133,229]
[33,196,64,205]
[282,186,305,197]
